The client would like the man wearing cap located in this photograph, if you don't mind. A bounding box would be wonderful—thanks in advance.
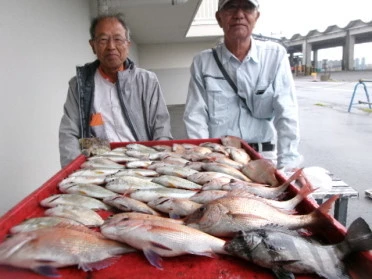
[183,0,302,169]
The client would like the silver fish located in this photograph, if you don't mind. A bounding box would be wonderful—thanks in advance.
[202,162,251,182]
[45,204,104,227]
[189,190,229,204]
[125,160,154,168]
[129,187,197,203]
[0,225,134,277]
[58,183,117,199]
[126,143,158,153]
[199,142,229,156]
[155,165,198,178]
[81,157,125,169]
[40,194,111,211]
[97,154,140,163]
[103,195,161,216]
[106,212,184,225]
[224,218,372,279]
[185,195,339,237]
[69,169,119,177]
[58,176,106,186]
[187,171,238,185]
[147,197,202,217]
[151,175,202,190]
[105,176,164,193]
[152,145,172,152]
[101,216,227,269]
[9,216,84,234]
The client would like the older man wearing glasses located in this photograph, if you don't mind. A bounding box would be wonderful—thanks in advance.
[183,0,303,170]
[59,13,172,167]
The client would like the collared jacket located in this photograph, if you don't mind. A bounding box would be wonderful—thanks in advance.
[59,59,172,167]
[183,40,302,169]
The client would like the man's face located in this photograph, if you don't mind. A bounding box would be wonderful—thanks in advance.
[216,0,260,42]
[89,18,131,71]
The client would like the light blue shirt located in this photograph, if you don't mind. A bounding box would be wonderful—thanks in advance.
[183,39,302,168]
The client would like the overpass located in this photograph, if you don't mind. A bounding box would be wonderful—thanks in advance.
[281,20,372,72]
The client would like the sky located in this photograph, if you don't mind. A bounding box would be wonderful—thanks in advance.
[254,0,372,62]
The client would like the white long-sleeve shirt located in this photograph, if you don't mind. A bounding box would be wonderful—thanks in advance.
[183,39,302,168]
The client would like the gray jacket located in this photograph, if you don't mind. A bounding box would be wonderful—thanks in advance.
[59,59,173,167]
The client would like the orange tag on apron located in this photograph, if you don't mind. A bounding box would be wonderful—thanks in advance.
[90,113,104,126]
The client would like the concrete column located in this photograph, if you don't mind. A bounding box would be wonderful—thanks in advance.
[313,49,318,70]
[97,0,110,15]
[343,31,355,71]
[303,41,312,75]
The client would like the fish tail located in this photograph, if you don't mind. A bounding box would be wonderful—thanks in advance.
[337,217,372,256]
[308,195,340,230]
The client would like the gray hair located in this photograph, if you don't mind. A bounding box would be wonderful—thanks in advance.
[89,13,131,41]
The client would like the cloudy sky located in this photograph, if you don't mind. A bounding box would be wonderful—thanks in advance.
[253,0,372,62]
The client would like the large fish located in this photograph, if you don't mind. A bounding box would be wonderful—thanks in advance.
[129,187,197,203]
[58,183,117,199]
[224,217,372,279]
[0,225,134,277]
[184,195,339,237]
[105,176,164,193]
[101,215,227,269]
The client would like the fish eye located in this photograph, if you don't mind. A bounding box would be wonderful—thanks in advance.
[120,217,129,222]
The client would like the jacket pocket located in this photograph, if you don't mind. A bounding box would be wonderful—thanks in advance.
[252,83,274,119]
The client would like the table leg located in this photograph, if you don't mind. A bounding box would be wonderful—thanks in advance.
[334,198,348,226]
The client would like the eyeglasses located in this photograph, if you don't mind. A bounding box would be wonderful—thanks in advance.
[221,2,257,13]
[93,36,128,47]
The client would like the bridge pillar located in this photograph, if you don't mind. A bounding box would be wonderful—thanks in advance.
[303,41,312,75]
[343,31,355,71]
[313,49,319,70]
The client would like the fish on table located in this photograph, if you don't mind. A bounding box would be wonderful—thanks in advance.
[224,217,372,279]
[0,225,134,277]
[100,214,228,269]
[103,195,161,216]
[185,195,340,237]
[40,194,112,211]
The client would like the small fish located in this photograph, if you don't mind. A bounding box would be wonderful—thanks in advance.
[220,135,242,148]
[129,187,197,203]
[125,160,154,169]
[203,156,243,170]
[126,143,158,154]
[40,194,112,211]
[45,204,104,227]
[224,217,372,279]
[98,154,140,163]
[58,183,117,199]
[79,137,111,157]
[101,216,227,269]
[69,169,119,177]
[81,157,125,169]
[0,225,134,277]
[155,165,198,178]
[9,216,84,234]
[147,197,202,217]
[185,195,339,237]
[241,158,279,186]
[58,176,106,186]
[151,175,202,190]
[199,142,229,156]
[105,176,164,193]
[103,195,161,216]
[201,177,235,190]
[152,145,172,152]
[202,162,251,182]
[187,171,238,185]
[225,146,251,165]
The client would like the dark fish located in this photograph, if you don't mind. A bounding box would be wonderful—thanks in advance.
[224,217,372,279]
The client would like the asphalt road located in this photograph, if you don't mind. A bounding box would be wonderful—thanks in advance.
[295,73,372,228]
[168,70,372,229]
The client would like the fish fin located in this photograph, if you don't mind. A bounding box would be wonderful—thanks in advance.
[143,248,163,269]
[271,266,295,279]
[78,256,121,272]
[338,217,372,255]
[189,250,217,258]
[315,194,340,215]
[33,266,61,278]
